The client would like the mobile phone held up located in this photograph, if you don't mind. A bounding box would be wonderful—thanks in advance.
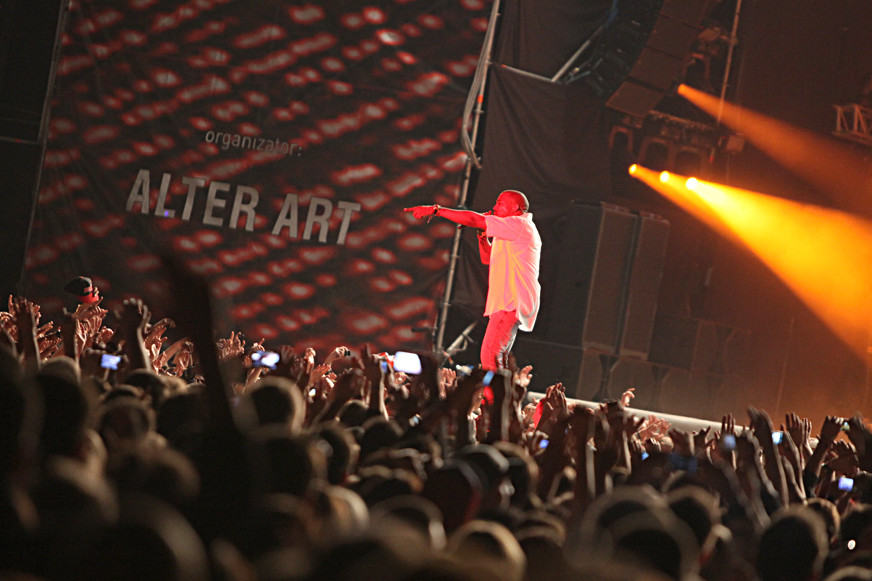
[252,351,280,370]
[101,354,121,370]
[392,351,422,375]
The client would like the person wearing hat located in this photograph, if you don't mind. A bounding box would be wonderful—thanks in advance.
[64,277,101,305]
[63,276,102,315]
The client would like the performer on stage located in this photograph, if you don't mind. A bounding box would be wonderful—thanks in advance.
[405,190,541,370]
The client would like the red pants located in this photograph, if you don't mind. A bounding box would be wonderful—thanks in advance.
[480,309,519,370]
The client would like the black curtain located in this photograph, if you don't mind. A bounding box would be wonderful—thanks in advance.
[447,0,615,351]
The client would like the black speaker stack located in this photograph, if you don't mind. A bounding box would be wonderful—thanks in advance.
[566,0,710,118]
[512,200,750,419]
[513,201,670,404]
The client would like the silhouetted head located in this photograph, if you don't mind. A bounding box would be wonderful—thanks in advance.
[758,505,829,581]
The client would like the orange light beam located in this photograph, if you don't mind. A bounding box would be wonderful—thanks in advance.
[628,165,738,245]
[632,164,872,358]
[678,84,872,218]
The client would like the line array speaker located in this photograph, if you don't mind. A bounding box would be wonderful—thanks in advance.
[619,212,670,359]
[545,202,636,351]
[544,201,669,359]
[577,0,710,118]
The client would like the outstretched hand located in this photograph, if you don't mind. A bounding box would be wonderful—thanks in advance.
[404,205,439,220]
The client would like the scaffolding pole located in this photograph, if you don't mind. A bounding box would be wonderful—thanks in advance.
[716,0,742,125]
[434,0,501,355]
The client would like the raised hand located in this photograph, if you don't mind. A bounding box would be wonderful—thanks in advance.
[804,415,844,481]
[359,344,388,417]
[303,347,316,374]
[785,412,813,461]
[514,365,533,390]
[693,427,711,458]
[216,331,246,361]
[620,387,636,408]
[747,406,788,504]
[12,297,39,364]
[144,317,175,368]
[173,340,195,377]
[537,383,567,429]
[828,440,859,475]
[734,431,760,467]
[118,298,149,333]
[636,414,671,442]
[323,345,350,367]
[780,428,807,500]
[721,413,736,436]
[309,363,332,387]
[37,325,62,360]
[438,367,457,399]
[318,368,366,422]
[844,415,872,470]
[669,427,695,458]
[116,297,153,372]
[747,406,775,442]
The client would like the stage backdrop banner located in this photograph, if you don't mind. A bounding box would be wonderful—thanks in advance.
[21,0,490,352]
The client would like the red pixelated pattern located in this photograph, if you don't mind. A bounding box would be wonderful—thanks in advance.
[24,0,489,352]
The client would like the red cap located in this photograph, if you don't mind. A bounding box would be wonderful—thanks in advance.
[63,276,100,304]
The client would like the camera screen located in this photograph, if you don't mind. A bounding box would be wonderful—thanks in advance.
[101,354,121,370]
[392,351,422,374]
[252,351,280,369]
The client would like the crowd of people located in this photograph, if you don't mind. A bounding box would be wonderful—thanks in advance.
[3,262,872,581]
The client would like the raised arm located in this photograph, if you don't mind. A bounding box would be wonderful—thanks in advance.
[404,205,487,229]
